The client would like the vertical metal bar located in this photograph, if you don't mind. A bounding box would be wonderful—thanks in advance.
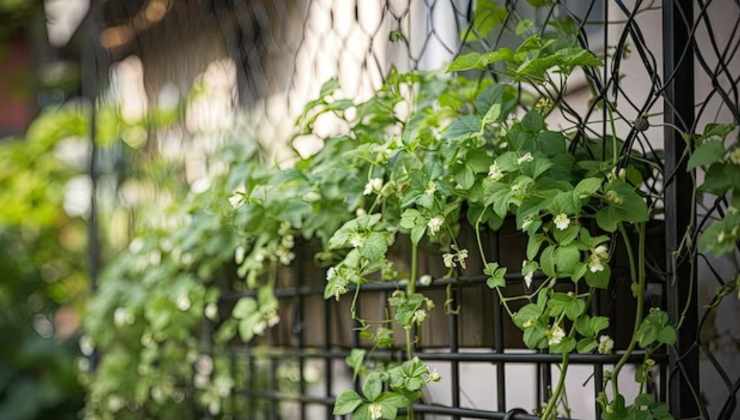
[247,353,255,417]
[270,357,279,420]
[82,2,100,295]
[324,292,334,420]
[449,282,460,420]
[230,350,238,417]
[662,0,699,418]
[595,2,607,416]
[492,233,506,412]
[81,0,102,373]
[593,291,604,419]
[296,247,307,420]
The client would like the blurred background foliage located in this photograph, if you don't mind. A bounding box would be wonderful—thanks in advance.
[0,109,88,420]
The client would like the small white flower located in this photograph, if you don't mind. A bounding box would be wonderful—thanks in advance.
[196,355,214,376]
[355,208,367,217]
[363,178,384,195]
[194,373,209,388]
[128,238,144,254]
[279,251,295,265]
[253,320,267,335]
[368,403,383,420]
[418,274,433,287]
[208,400,220,415]
[588,257,605,273]
[425,181,437,195]
[267,313,280,327]
[522,260,534,288]
[79,335,94,356]
[456,248,469,269]
[427,216,444,235]
[517,152,534,165]
[176,294,191,311]
[598,335,614,354]
[488,163,504,181]
[548,325,565,346]
[554,213,570,231]
[114,308,133,327]
[729,148,740,165]
[108,395,125,412]
[235,246,246,264]
[214,376,234,397]
[521,216,534,230]
[593,245,609,260]
[428,370,441,382]
[77,357,90,372]
[717,230,726,243]
[228,193,241,208]
[205,303,218,320]
[443,253,456,269]
[350,233,365,248]
[302,191,321,202]
[254,251,265,263]
[413,309,427,324]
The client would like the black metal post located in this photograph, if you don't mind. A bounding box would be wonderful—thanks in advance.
[662,0,699,418]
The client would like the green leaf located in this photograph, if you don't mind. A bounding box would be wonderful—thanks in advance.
[575,177,602,198]
[540,245,557,277]
[410,225,426,245]
[447,49,514,72]
[333,390,364,415]
[346,349,366,374]
[362,374,383,401]
[361,232,388,261]
[687,141,725,170]
[513,303,543,328]
[455,165,476,190]
[485,262,507,288]
[551,336,576,353]
[585,265,610,289]
[463,0,507,40]
[657,326,677,345]
[577,337,597,353]
[595,207,619,232]
[590,316,609,335]
[526,234,546,260]
[553,224,579,245]
[444,115,482,141]
[232,298,257,319]
[556,245,580,275]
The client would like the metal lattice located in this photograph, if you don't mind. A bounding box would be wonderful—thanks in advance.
[88,0,740,419]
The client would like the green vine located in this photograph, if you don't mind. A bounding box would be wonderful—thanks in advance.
[78,2,740,420]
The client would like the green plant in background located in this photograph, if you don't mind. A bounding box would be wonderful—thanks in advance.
[79,2,740,420]
[0,108,88,420]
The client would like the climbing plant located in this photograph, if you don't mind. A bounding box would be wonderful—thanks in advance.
[80,3,740,420]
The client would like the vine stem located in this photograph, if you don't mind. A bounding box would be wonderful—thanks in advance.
[611,223,646,398]
[541,349,571,419]
[405,240,418,420]
[473,219,515,318]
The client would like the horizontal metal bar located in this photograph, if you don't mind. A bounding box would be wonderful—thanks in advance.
[236,390,571,419]
[221,274,542,301]
[221,270,666,301]
[227,346,664,365]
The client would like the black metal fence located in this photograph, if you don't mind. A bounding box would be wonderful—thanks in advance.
[88,0,740,419]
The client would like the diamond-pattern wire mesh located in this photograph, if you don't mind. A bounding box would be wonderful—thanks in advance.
[95,0,739,418]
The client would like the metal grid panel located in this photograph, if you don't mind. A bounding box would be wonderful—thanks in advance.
[196,1,740,419]
[83,0,740,418]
